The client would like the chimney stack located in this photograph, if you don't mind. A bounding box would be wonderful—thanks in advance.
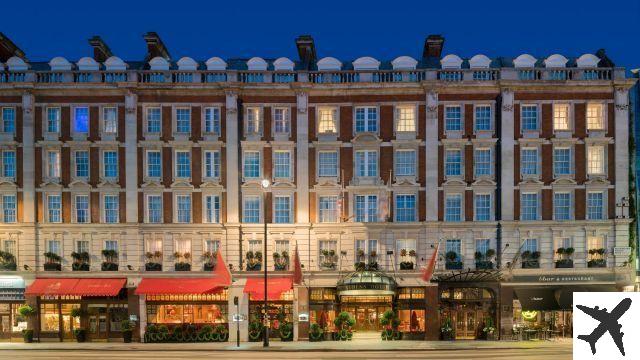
[0,32,26,63]
[143,32,171,61]
[88,36,113,63]
[423,34,445,59]
[295,35,316,70]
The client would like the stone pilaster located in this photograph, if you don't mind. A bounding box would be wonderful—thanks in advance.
[21,91,37,269]
[125,92,138,223]
[295,92,310,223]
[500,89,515,221]
[425,90,439,221]
[225,91,240,223]
[614,87,630,208]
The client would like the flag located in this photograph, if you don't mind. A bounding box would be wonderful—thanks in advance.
[293,245,303,285]
[421,242,440,282]
[214,249,232,286]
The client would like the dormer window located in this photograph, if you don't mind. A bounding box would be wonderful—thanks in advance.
[1,107,15,134]
[318,107,337,134]
[204,107,221,135]
[176,108,191,134]
[46,107,60,133]
[245,107,261,135]
[355,107,377,133]
[273,108,290,135]
[103,107,117,135]
[445,106,462,131]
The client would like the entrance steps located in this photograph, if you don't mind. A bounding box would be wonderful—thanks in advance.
[351,331,381,340]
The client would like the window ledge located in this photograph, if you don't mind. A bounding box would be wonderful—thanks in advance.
[522,130,540,138]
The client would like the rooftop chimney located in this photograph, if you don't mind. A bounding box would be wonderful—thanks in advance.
[143,32,171,61]
[423,34,445,59]
[595,49,614,68]
[0,32,26,62]
[88,36,113,63]
[296,35,316,70]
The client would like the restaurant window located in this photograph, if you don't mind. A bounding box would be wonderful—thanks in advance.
[40,303,60,332]
[147,304,228,325]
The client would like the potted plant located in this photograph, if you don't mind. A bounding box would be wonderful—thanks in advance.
[70,308,86,342]
[203,251,216,271]
[71,251,90,271]
[380,310,402,340]
[321,249,337,270]
[440,317,454,340]
[332,311,355,341]
[555,247,573,268]
[277,310,293,341]
[248,316,264,342]
[368,250,378,270]
[101,249,118,271]
[121,319,134,343]
[482,317,496,340]
[145,251,162,271]
[18,305,36,343]
[475,249,495,269]
[246,251,262,271]
[309,323,324,342]
[175,252,191,271]
[274,251,289,271]
[0,250,17,271]
[521,250,540,269]
[43,252,62,271]
[445,251,462,270]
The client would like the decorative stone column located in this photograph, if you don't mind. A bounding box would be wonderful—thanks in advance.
[425,90,438,221]
[21,91,37,270]
[500,89,515,221]
[225,91,240,223]
[125,92,138,223]
[614,87,630,206]
[295,92,310,223]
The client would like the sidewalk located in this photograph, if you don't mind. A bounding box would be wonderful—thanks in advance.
[0,339,572,352]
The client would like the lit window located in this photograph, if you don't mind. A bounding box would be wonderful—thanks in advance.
[75,151,89,178]
[586,103,604,130]
[47,194,61,223]
[243,151,260,179]
[147,195,162,223]
[103,107,117,134]
[243,196,260,223]
[75,195,89,223]
[355,107,378,133]
[273,108,290,134]
[318,151,338,177]
[587,192,604,220]
[146,107,161,134]
[274,196,291,223]
[445,149,462,176]
[395,150,416,176]
[273,151,291,178]
[554,192,571,221]
[74,107,89,133]
[204,107,221,135]
[1,107,15,133]
[521,148,538,176]
[318,108,337,134]
[587,146,605,175]
[355,195,378,222]
[520,193,538,221]
[0,150,15,178]
[475,105,491,131]
[205,195,220,223]
[176,108,191,133]
[318,196,338,223]
[103,151,118,178]
[521,105,538,131]
[146,151,161,178]
[176,151,191,178]
[204,151,220,179]
[445,106,462,131]
[104,195,119,223]
[395,194,416,222]
[553,147,571,176]
[46,107,60,133]
[1,195,16,223]
[474,148,491,177]
[355,150,378,177]
[553,104,570,131]
[176,195,191,223]
[445,194,462,222]
[46,150,60,178]
[475,194,491,221]
[396,106,416,132]
[246,107,261,135]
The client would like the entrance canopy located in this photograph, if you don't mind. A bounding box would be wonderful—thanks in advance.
[135,278,226,295]
[336,271,397,297]
[515,285,618,310]
[243,276,293,301]
[26,278,126,297]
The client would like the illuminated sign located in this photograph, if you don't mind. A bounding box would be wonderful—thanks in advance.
[521,310,538,320]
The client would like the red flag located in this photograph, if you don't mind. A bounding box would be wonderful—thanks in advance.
[293,245,303,285]
[421,242,440,282]
[214,249,232,286]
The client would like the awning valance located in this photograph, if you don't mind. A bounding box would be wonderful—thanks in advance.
[25,278,126,297]
[243,277,293,301]
[135,278,226,295]
[515,288,559,311]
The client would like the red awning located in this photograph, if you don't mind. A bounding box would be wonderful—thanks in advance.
[25,278,126,297]
[135,278,226,295]
[243,277,293,301]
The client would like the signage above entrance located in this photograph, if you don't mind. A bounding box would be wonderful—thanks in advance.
[509,273,627,284]
[336,271,397,297]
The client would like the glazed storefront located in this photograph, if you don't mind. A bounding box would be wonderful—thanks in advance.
[244,277,294,339]
[336,271,396,333]
[0,276,26,341]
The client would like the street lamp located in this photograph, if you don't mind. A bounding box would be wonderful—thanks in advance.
[261,179,270,347]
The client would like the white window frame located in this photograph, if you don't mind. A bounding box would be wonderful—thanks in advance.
[175,107,191,134]
[273,107,290,135]
[204,194,221,223]
[243,151,261,179]
[102,106,118,135]
[520,147,539,176]
[395,105,416,133]
[45,149,61,179]
[318,151,338,178]
[204,150,221,179]
[175,194,192,223]
[103,194,119,223]
[175,150,191,179]
[354,194,378,223]
[74,150,89,179]
[553,146,572,177]
[273,195,292,224]
[318,196,339,223]
[395,194,417,222]
[146,150,162,179]
[102,149,118,179]
[474,148,492,177]
[203,106,221,135]
[553,191,572,221]
[46,107,61,134]
[243,195,261,223]
[474,104,492,132]
[73,194,90,224]
[0,150,16,179]
[474,193,491,221]
[47,194,62,223]
[354,106,378,134]
[355,150,378,178]
[146,194,163,224]
[0,194,17,223]
[1,107,16,134]
[520,104,539,132]
[445,148,463,177]
[520,192,539,221]
[273,150,292,179]
[586,102,605,131]
[445,193,463,222]
[444,105,462,132]
[317,107,338,135]
[587,145,606,176]
[553,103,570,131]
[394,149,416,177]
[146,107,162,134]
[245,107,262,136]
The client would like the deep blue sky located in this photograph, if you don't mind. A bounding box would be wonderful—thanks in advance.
[4,0,640,69]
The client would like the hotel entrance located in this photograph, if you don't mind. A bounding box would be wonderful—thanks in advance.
[452,309,482,339]
[342,302,392,332]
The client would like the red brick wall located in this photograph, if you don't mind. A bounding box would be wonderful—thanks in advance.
[513,104,521,139]
[163,192,173,223]
[117,106,126,142]
[464,104,473,138]
[380,105,394,141]
[418,105,426,140]
[574,144,586,184]
[513,144,520,184]
[15,106,22,142]
[162,147,172,187]
[574,103,586,138]
[191,106,201,142]
[34,106,43,141]
[542,189,552,220]
[62,192,71,223]
[339,106,352,142]
[541,104,552,138]
[541,144,552,184]
[193,192,202,224]
[380,147,393,185]
[263,148,272,181]
[119,192,126,223]
[118,147,126,187]
[607,103,615,138]
[89,148,99,187]
[575,189,585,220]
[89,106,100,142]
[61,147,70,187]
[61,107,71,141]
[308,148,316,187]
[608,144,615,182]
[263,107,272,141]
[340,148,353,185]
[137,106,144,141]
[308,107,317,141]
[465,145,473,183]
[513,190,520,220]
[465,190,473,221]
[192,147,201,187]
[91,192,100,223]
[161,106,172,141]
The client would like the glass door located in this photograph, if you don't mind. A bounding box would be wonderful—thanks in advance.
[88,305,108,340]
[453,310,480,339]
[61,304,80,340]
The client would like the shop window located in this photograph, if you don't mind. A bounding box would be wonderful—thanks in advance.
[398,287,425,300]
[147,304,228,325]
[398,309,425,332]
[40,303,60,332]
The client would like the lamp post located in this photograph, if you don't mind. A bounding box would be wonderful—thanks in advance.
[261,179,270,347]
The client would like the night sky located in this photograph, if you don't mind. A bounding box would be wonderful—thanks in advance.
[4,0,640,70]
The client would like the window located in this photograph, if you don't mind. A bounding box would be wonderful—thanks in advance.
[355,195,378,222]
[521,148,538,176]
[586,103,604,130]
[176,195,191,223]
[476,239,490,256]
[1,107,15,133]
[273,108,290,134]
[74,195,89,223]
[318,151,338,177]
[204,239,220,254]
[204,107,221,135]
[520,192,538,221]
[474,105,491,131]
[319,240,337,264]
[274,151,291,178]
[103,107,117,134]
[205,195,220,223]
[74,107,89,133]
[147,195,162,223]
[587,235,604,251]
[105,240,118,252]
[47,194,61,223]
[475,194,491,221]
[445,106,462,131]
[396,239,417,257]
[554,192,571,220]
[445,194,462,222]
[319,196,338,223]
[1,195,16,223]
[104,195,119,223]
[396,106,416,132]
[176,108,191,133]
[587,146,605,175]
[556,237,572,252]
[523,238,538,253]
[355,107,378,133]
[521,105,538,131]
[275,240,289,255]
[318,108,337,134]
[395,150,416,176]
[243,151,260,179]
[553,104,570,131]
[445,149,462,176]
[46,107,60,133]
[0,150,15,178]
[75,151,89,178]
[147,107,161,134]
[274,196,291,223]
[204,151,220,179]
[103,151,118,178]
[474,148,491,177]
[395,194,416,222]
[553,147,571,176]
[587,192,604,220]
[147,151,161,178]
[246,107,261,135]
[243,196,260,223]
[176,151,191,178]
[46,150,60,178]
[355,150,378,177]
[445,239,461,261]
[47,239,61,255]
